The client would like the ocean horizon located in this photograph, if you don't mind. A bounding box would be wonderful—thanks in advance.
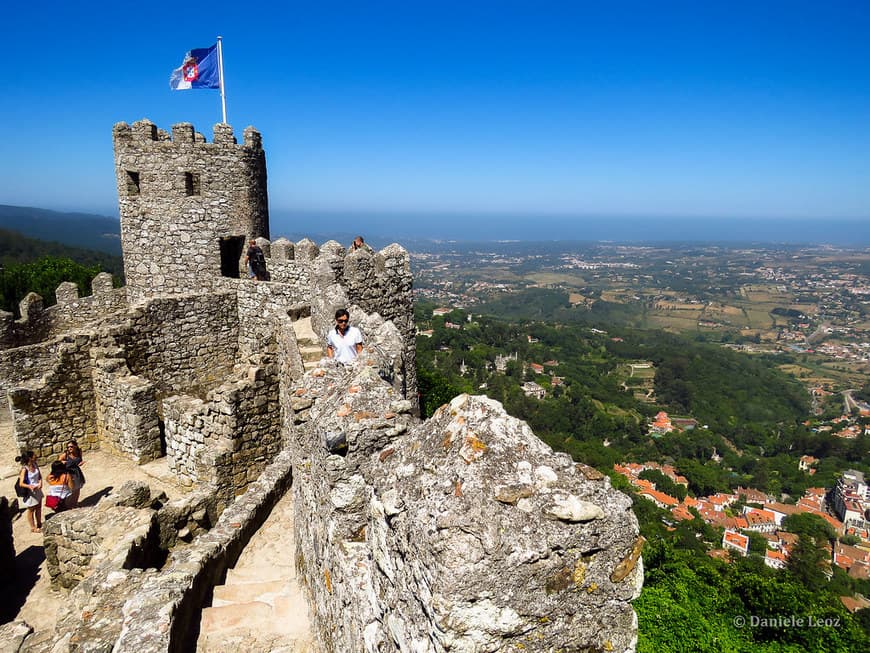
[269,211,870,248]
[3,205,869,251]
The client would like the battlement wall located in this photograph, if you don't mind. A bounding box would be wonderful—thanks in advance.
[290,358,642,652]
[113,120,268,302]
[0,273,126,349]
[229,276,311,357]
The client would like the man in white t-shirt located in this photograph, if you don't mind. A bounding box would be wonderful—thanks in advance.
[326,308,364,363]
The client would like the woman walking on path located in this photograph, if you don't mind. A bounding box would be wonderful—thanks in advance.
[16,450,43,532]
[46,461,74,512]
[58,440,85,508]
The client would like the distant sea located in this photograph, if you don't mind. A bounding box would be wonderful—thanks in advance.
[3,205,868,250]
[271,211,870,247]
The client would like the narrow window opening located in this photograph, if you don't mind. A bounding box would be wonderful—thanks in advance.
[126,170,140,195]
[184,172,201,196]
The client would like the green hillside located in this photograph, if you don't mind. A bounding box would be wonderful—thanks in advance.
[0,227,123,317]
[0,205,121,254]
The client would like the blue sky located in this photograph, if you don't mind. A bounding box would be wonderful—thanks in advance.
[1,1,868,230]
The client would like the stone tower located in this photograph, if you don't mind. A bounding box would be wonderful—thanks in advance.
[113,120,269,302]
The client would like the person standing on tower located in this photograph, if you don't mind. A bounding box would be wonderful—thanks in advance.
[244,239,268,281]
[326,308,364,363]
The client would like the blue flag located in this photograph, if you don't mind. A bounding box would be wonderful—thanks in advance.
[170,44,220,90]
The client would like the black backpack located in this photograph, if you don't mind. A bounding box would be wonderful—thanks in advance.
[14,475,29,498]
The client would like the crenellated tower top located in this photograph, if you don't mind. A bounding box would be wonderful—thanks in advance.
[113,119,269,303]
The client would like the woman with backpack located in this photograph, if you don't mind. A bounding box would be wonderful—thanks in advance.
[15,450,43,532]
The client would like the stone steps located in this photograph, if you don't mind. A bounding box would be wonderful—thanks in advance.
[291,316,318,342]
[292,316,323,371]
[197,491,313,653]
[212,578,291,606]
[224,562,297,585]
[298,343,323,371]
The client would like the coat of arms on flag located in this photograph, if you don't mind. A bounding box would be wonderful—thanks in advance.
[170,44,220,90]
[182,58,199,83]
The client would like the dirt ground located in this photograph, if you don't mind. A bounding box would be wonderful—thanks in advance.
[0,396,188,635]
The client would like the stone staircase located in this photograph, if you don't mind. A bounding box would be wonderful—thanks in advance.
[197,490,314,653]
[293,316,323,372]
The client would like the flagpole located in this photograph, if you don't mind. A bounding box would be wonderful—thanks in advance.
[217,36,228,124]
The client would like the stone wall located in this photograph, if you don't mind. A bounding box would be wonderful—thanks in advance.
[91,348,162,463]
[346,243,417,408]
[120,292,239,399]
[253,257,312,293]
[113,120,269,303]
[4,292,238,459]
[0,336,75,392]
[370,395,642,653]
[235,278,310,356]
[0,274,126,350]
[50,273,126,331]
[7,333,98,457]
[163,358,281,511]
[0,294,51,349]
[42,481,215,592]
[305,242,418,413]
[44,504,158,590]
[291,353,642,652]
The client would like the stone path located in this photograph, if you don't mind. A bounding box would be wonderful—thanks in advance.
[197,489,314,652]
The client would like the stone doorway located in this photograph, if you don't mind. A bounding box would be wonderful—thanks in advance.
[219,236,245,279]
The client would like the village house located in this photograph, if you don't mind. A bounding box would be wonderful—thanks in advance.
[639,489,680,510]
[521,381,546,399]
[735,486,770,503]
[799,455,819,473]
[742,508,778,533]
[832,470,869,526]
[833,542,870,574]
[722,530,750,556]
[764,548,788,570]
[493,352,518,372]
[649,411,673,435]
[841,596,870,614]
[706,493,738,512]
